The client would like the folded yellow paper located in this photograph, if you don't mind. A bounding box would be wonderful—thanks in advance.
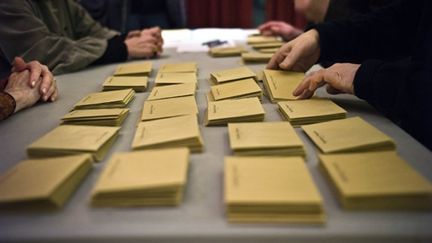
[102,76,148,92]
[228,122,305,156]
[302,117,396,153]
[225,156,325,223]
[114,62,152,76]
[262,69,305,103]
[141,96,198,121]
[147,83,196,101]
[154,72,198,86]
[209,46,247,57]
[27,125,120,161]
[61,108,129,126]
[159,62,197,73]
[319,151,432,210]
[205,97,265,126]
[132,115,203,152]
[278,98,347,126]
[73,89,135,109]
[91,148,189,207]
[210,78,262,101]
[241,52,273,63]
[0,154,93,208]
[210,66,257,84]
[247,35,280,44]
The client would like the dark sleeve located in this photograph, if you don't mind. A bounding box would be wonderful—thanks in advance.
[314,0,420,63]
[93,34,128,65]
[0,91,16,121]
[353,59,432,150]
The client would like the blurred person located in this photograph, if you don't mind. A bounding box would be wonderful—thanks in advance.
[0,0,163,76]
[258,0,394,41]
[267,0,432,150]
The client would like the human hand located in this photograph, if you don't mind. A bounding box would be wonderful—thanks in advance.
[126,30,141,39]
[293,63,360,99]
[267,29,320,72]
[5,70,42,113]
[258,21,303,41]
[11,57,58,101]
[125,35,159,58]
[142,27,163,54]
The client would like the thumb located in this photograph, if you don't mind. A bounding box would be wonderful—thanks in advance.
[11,57,27,72]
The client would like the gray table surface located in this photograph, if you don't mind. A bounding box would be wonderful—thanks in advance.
[0,48,431,243]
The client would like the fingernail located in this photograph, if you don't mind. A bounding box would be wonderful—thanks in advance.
[31,80,36,86]
[42,88,47,94]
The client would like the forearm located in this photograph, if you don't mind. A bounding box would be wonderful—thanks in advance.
[353,59,432,148]
[0,91,16,120]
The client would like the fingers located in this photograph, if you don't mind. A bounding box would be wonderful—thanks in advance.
[278,46,300,70]
[11,57,27,72]
[50,85,59,102]
[27,61,45,88]
[43,79,56,102]
[293,70,326,99]
[267,44,290,69]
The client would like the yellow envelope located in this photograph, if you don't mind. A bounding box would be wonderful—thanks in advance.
[73,89,135,109]
[210,66,257,84]
[228,122,305,156]
[0,154,93,208]
[27,125,120,161]
[91,148,189,206]
[159,62,197,73]
[262,69,305,103]
[241,52,273,63]
[154,72,197,86]
[319,151,432,210]
[206,97,265,126]
[132,115,203,152]
[302,117,396,153]
[209,46,247,57]
[114,62,152,76]
[147,83,196,101]
[210,78,262,101]
[141,96,198,121]
[102,76,148,92]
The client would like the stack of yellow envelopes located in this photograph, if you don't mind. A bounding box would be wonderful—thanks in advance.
[205,97,265,126]
[319,151,432,210]
[209,46,247,57]
[208,78,262,101]
[278,99,347,126]
[251,42,284,50]
[102,76,148,92]
[91,148,189,207]
[225,156,325,224]
[27,125,120,161]
[141,96,198,121]
[147,83,196,101]
[241,52,273,63]
[159,62,197,73]
[258,48,279,53]
[154,72,198,86]
[210,66,257,85]
[302,117,396,153]
[228,122,305,156]
[61,108,129,126]
[0,154,93,209]
[73,89,135,109]
[247,35,280,44]
[114,62,152,76]
[132,115,204,152]
[262,69,305,103]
